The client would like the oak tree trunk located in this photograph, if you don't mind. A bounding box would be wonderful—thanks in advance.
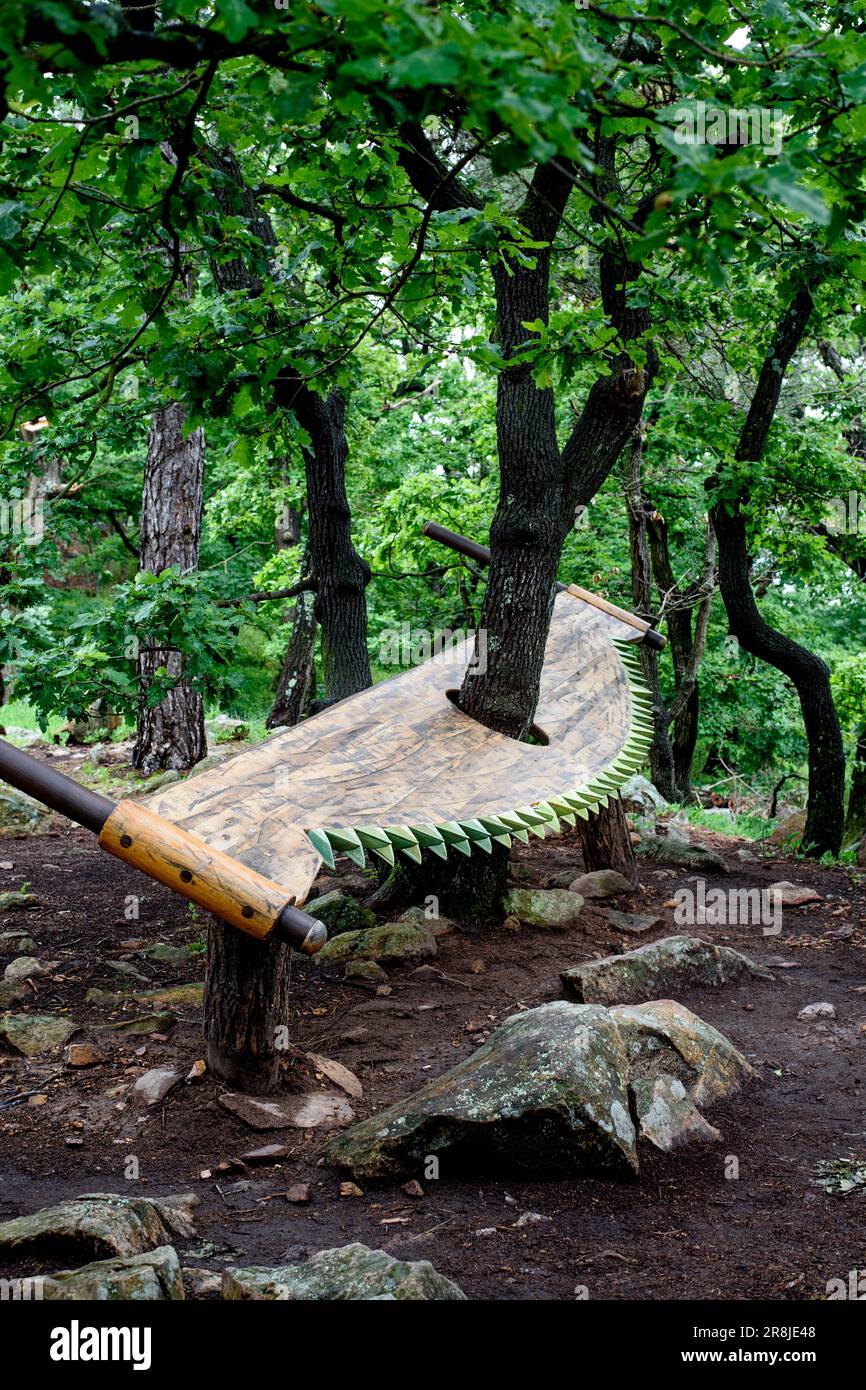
[575,796,638,885]
[267,578,318,728]
[133,402,207,774]
[710,286,845,857]
[204,919,292,1094]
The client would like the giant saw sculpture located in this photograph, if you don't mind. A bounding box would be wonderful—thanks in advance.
[0,525,663,954]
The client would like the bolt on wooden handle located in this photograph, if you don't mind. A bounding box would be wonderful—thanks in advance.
[99,800,324,951]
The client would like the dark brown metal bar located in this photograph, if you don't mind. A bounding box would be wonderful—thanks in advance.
[422,521,667,651]
[0,736,114,833]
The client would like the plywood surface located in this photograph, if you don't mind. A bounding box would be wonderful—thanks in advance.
[144,594,649,903]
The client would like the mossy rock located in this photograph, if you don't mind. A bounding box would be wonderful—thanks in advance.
[306,890,376,937]
[315,922,436,968]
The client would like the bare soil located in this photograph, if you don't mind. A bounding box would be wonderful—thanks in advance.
[2,779,865,1300]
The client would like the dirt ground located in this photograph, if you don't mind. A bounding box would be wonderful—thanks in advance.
[2,772,865,1300]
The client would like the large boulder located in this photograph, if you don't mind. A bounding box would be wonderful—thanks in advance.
[42,1245,184,1300]
[610,1000,754,1110]
[561,935,772,1005]
[223,1244,466,1301]
[635,833,727,873]
[314,922,436,968]
[0,1193,197,1263]
[501,887,584,929]
[306,890,376,937]
[326,1001,637,1182]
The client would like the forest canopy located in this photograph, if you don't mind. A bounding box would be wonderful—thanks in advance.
[1,0,866,855]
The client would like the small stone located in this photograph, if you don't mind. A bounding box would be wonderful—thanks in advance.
[798,1002,836,1021]
[376,984,392,996]
[0,891,39,912]
[3,955,47,982]
[65,1043,105,1068]
[0,1193,197,1262]
[568,870,635,899]
[402,1180,424,1198]
[132,1067,183,1107]
[769,810,807,846]
[41,1245,183,1301]
[513,1211,551,1227]
[306,890,376,937]
[345,960,388,984]
[241,1144,290,1164]
[768,881,822,907]
[600,909,661,936]
[140,942,191,966]
[561,935,773,1006]
[340,1181,364,1198]
[398,906,459,938]
[0,1013,78,1056]
[631,1073,722,1150]
[501,887,584,929]
[103,1012,176,1035]
[182,1266,223,1299]
[315,922,437,968]
[219,1090,354,1131]
[286,1183,311,1204]
[306,1053,363,1099]
[469,959,485,974]
[501,914,521,932]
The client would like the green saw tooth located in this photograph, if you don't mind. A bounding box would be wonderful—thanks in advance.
[306,828,335,870]
[335,839,367,869]
[458,818,492,842]
[477,814,507,835]
[511,827,530,845]
[459,826,493,853]
[356,825,393,851]
[491,833,513,847]
[436,822,472,856]
[397,840,423,864]
[384,825,420,849]
[369,841,395,867]
[496,810,532,832]
[411,824,446,850]
[515,804,548,827]
[324,826,364,853]
[535,801,561,833]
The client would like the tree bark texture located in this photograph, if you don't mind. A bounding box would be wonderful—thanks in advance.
[710,286,845,857]
[133,402,207,774]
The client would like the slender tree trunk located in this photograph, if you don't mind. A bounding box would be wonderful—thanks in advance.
[296,387,372,704]
[623,427,679,800]
[132,403,207,774]
[267,568,318,728]
[710,285,845,857]
[844,723,866,844]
